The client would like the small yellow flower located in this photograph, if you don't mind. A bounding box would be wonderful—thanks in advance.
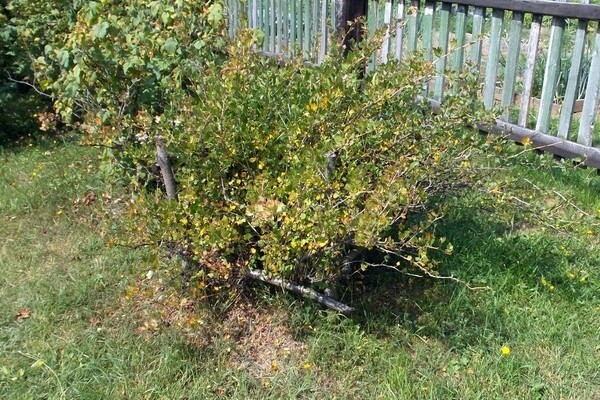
[271,361,279,370]
[302,363,311,370]
[500,345,511,356]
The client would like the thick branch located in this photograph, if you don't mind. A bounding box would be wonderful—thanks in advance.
[245,269,355,314]
[155,136,178,200]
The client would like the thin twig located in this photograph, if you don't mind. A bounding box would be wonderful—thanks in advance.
[6,74,53,99]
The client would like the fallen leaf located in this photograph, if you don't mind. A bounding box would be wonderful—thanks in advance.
[15,308,32,320]
[83,192,96,206]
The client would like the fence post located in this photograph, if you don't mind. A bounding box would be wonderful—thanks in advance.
[335,0,368,56]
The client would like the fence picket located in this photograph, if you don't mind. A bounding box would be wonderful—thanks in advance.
[536,17,566,133]
[394,0,405,60]
[452,4,467,77]
[304,0,311,58]
[559,17,588,138]
[483,8,504,110]
[469,6,485,69]
[422,1,435,61]
[577,25,600,146]
[501,12,523,121]
[319,0,328,63]
[381,0,393,63]
[434,2,451,100]
[251,0,258,29]
[518,14,542,127]
[406,0,419,54]
[312,0,319,60]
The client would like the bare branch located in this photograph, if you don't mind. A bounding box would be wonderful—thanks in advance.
[245,269,355,314]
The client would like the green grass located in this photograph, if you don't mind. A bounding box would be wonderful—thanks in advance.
[1,139,599,399]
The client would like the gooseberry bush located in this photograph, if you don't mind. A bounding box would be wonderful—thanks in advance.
[112,33,496,296]
[13,0,505,301]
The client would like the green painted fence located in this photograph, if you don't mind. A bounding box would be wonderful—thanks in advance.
[227,0,600,165]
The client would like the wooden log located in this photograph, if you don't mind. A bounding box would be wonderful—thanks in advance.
[245,269,355,314]
[155,136,178,201]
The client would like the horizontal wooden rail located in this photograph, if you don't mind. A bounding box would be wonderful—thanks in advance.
[426,98,600,169]
[445,0,600,20]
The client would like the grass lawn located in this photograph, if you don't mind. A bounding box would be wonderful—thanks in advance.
[1,138,599,399]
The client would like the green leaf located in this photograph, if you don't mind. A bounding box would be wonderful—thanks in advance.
[91,21,109,40]
[57,50,70,68]
[207,3,223,27]
[163,37,178,54]
[192,40,206,50]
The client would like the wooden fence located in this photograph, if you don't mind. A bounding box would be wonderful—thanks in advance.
[226,0,600,168]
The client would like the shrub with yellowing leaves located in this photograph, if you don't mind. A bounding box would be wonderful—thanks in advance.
[13,0,501,296]
[109,30,497,294]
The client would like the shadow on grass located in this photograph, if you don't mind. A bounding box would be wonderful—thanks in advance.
[338,203,598,348]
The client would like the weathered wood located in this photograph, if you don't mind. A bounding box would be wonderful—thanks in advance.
[422,1,435,61]
[469,6,485,70]
[283,0,289,52]
[381,0,393,64]
[289,0,296,55]
[452,4,467,75]
[394,0,405,61]
[483,8,504,109]
[155,136,178,201]
[319,0,328,64]
[558,14,588,139]
[312,0,319,60]
[275,0,282,53]
[269,0,276,52]
[577,25,600,147]
[500,11,523,121]
[405,0,419,54]
[434,2,451,101]
[251,0,258,29]
[443,0,600,21]
[304,0,311,58]
[424,97,600,168]
[246,269,355,314]
[536,16,565,134]
[518,14,542,127]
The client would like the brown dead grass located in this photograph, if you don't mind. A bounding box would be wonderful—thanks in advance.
[224,302,307,379]
[120,275,308,380]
